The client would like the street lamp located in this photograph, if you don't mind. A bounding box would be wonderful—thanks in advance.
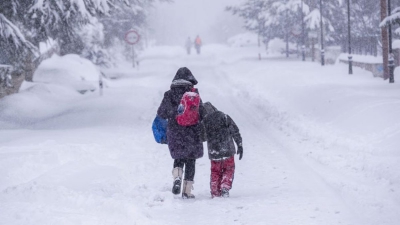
[347,0,352,74]
[301,0,305,61]
[319,0,325,66]
[388,0,395,83]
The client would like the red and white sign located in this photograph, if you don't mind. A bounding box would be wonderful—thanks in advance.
[125,30,140,45]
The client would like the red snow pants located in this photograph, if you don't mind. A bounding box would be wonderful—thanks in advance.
[210,156,235,197]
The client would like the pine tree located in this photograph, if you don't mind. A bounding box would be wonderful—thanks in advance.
[227,0,310,48]
[226,0,270,38]
[25,0,111,55]
[101,0,150,48]
[0,0,37,64]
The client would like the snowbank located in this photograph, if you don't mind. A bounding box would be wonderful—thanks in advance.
[394,66,400,79]
[33,54,100,93]
[0,83,80,128]
[227,32,259,47]
[139,46,186,60]
[337,53,383,64]
[267,38,297,55]
[392,39,400,49]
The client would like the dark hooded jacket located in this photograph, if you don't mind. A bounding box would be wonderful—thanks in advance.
[202,102,242,160]
[157,67,205,159]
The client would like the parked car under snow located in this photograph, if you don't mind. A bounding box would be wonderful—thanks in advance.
[33,54,101,94]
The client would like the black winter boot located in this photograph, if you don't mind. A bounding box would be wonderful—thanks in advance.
[172,178,182,195]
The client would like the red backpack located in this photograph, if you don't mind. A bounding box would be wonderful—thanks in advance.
[176,88,200,126]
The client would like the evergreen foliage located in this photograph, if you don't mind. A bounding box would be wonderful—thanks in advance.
[0,0,166,66]
[227,0,382,47]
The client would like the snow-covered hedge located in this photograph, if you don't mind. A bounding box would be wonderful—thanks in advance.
[267,38,297,55]
[227,32,259,47]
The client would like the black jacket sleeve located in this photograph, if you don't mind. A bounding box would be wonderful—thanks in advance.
[193,88,206,121]
[226,115,242,147]
[200,122,207,142]
[196,90,207,142]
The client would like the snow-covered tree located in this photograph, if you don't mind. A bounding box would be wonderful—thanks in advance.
[227,0,310,47]
[1,0,166,63]
[228,0,383,49]
[226,0,270,41]
[0,0,168,98]
[381,6,400,35]
[349,0,380,36]
[292,0,347,47]
[24,0,111,55]
[0,0,37,64]
[268,0,310,44]
[78,17,111,67]
[102,0,148,47]
[303,0,380,47]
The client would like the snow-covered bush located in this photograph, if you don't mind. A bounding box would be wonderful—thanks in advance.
[227,32,259,47]
[267,38,297,55]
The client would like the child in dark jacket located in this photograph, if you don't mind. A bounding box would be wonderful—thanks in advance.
[157,67,205,199]
[202,102,243,198]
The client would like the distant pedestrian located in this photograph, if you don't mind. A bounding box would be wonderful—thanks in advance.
[185,37,192,55]
[194,35,202,54]
[201,102,243,198]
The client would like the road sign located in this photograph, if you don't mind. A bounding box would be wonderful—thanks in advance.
[125,30,140,45]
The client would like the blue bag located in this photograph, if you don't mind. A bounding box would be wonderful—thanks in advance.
[152,115,168,144]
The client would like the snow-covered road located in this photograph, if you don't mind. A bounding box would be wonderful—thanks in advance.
[1,45,399,225]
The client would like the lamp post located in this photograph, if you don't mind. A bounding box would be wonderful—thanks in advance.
[388,0,395,83]
[347,0,352,74]
[319,0,325,66]
[301,0,305,61]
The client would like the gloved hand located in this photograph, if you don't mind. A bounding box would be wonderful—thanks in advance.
[237,146,243,160]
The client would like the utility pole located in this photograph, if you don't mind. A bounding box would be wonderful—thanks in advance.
[258,30,262,60]
[286,9,289,58]
[347,0,352,74]
[319,0,325,66]
[301,0,305,61]
[381,0,389,80]
[388,0,395,83]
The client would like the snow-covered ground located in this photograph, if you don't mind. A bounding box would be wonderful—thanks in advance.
[1,45,399,225]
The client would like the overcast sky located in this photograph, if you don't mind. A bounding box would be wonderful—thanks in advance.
[149,0,244,45]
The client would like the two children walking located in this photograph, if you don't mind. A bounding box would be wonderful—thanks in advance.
[156,67,243,199]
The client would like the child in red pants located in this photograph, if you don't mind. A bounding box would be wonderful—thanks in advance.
[202,102,243,198]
